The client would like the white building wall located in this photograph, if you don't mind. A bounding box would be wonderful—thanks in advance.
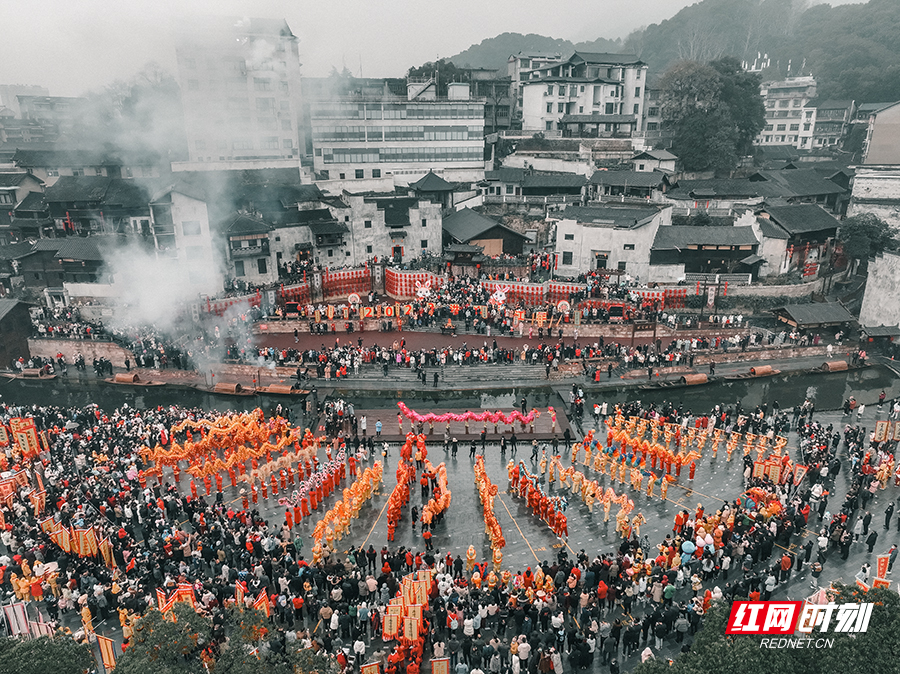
[859,251,900,329]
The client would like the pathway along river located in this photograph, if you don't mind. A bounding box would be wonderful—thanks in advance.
[0,364,897,420]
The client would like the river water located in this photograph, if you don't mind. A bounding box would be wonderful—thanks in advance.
[6,363,896,418]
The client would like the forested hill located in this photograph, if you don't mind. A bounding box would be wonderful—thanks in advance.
[445,0,900,103]
[446,32,623,71]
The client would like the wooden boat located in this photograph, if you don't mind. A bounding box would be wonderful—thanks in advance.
[820,360,848,372]
[1,368,56,380]
[104,372,166,387]
[724,365,782,380]
[203,382,256,397]
[639,373,709,390]
[255,384,310,396]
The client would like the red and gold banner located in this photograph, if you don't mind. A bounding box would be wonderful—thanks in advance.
[99,537,115,569]
[766,463,782,483]
[877,554,890,579]
[382,614,400,638]
[432,659,449,674]
[253,590,270,617]
[97,634,117,670]
[403,616,420,641]
[872,577,891,589]
[362,663,381,674]
[752,462,766,479]
[0,426,9,447]
[893,421,900,442]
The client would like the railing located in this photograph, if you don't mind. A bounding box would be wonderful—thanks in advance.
[684,273,752,286]
[483,194,582,205]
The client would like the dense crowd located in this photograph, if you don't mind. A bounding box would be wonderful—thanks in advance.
[0,389,892,673]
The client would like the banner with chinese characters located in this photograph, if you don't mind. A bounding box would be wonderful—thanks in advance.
[877,554,890,579]
[382,614,400,638]
[874,420,890,443]
[432,659,450,674]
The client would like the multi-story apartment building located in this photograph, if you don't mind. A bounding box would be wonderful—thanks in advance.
[174,17,304,164]
[507,52,564,123]
[519,52,647,136]
[758,76,817,146]
[308,79,485,184]
[806,99,855,149]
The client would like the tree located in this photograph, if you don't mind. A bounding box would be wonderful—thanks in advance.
[659,57,765,175]
[839,212,898,273]
[0,635,92,674]
[633,584,900,674]
[407,59,469,97]
[115,604,213,674]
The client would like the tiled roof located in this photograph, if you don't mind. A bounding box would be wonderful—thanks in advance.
[557,204,661,229]
[54,237,104,261]
[484,168,526,183]
[0,242,38,260]
[570,51,643,65]
[0,299,24,322]
[633,149,677,161]
[755,216,790,240]
[308,221,349,235]
[12,148,112,168]
[761,204,841,235]
[522,174,586,188]
[409,171,455,192]
[589,170,665,187]
[226,214,272,236]
[0,173,32,188]
[652,226,759,251]
[442,208,528,243]
[45,176,150,208]
[774,302,854,326]
[14,191,46,212]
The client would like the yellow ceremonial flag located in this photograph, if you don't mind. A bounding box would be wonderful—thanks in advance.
[97,635,117,670]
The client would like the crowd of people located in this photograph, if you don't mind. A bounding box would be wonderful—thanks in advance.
[0,386,891,673]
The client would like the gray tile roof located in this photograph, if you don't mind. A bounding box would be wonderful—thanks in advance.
[557,204,661,229]
[442,208,528,243]
[652,226,759,251]
[773,302,855,326]
[761,204,841,235]
[589,170,665,188]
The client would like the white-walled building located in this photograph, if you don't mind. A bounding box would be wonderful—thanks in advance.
[520,52,647,135]
[148,188,224,295]
[758,76,817,147]
[859,251,900,332]
[309,80,486,185]
[549,203,671,281]
[507,52,565,123]
[174,17,305,165]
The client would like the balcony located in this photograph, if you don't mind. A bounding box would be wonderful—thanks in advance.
[230,242,270,258]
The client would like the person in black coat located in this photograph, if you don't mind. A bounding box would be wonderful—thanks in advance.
[866,530,879,553]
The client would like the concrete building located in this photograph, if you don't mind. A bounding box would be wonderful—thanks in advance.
[758,76,817,147]
[174,17,304,165]
[308,80,485,184]
[848,166,900,232]
[507,52,564,124]
[0,85,49,117]
[631,149,676,173]
[549,203,671,281]
[149,186,224,295]
[520,52,647,135]
[806,99,855,149]
[859,251,900,332]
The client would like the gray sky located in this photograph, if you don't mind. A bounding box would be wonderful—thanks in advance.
[0,0,862,96]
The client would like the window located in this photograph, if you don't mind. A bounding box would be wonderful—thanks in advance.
[789,124,799,131]
[633,104,639,114]
[421,219,427,227]
[0,194,11,205]
[638,163,645,171]
[646,122,658,131]
[315,148,322,156]
[421,239,428,249]
[505,184,514,194]
[260,136,279,149]
[234,260,245,277]
[339,173,346,179]
[569,86,577,97]
[546,104,553,113]
[182,221,201,236]
[776,124,786,131]
[355,169,364,179]
[366,245,373,254]
[648,107,659,117]
[545,121,553,130]
[364,220,372,228]
[636,70,642,80]
[617,261,627,272]
[255,258,266,274]
[232,139,253,150]
[557,103,565,113]
[256,98,275,113]
[623,243,635,250]
[283,139,293,149]
[72,168,84,176]
[765,125,774,131]
[634,87,641,97]
[327,249,334,258]
[605,103,614,115]
[579,106,583,113]
[562,252,573,265]
[564,233,574,241]
[47,169,58,177]
[803,123,811,131]
[546,85,554,95]
[372,169,381,178]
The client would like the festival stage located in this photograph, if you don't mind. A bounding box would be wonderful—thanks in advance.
[315,406,577,444]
